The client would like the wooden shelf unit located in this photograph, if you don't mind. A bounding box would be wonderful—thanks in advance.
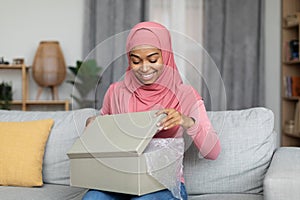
[0,64,69,111]
[281,0,300,146]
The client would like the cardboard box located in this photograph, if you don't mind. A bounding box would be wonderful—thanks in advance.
[67,110,175,195]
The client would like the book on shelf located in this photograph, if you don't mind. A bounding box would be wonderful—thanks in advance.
[284,40,299,62]
[290,40,299,61]
[283,75,300,97]
[294,101,300,135]
[292,76,300,96]
[283,76,289,97]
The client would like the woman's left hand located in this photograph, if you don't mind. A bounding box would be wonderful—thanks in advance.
[156,108,195,130]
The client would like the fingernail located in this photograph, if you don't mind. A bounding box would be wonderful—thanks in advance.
[156,122,160,126]
[158,126,163,131]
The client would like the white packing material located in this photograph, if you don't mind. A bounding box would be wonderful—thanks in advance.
[144,138,184,199]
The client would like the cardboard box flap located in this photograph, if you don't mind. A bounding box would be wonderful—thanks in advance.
[67,110,165,158]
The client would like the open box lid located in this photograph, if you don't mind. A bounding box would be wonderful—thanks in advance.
[67,110,166,158]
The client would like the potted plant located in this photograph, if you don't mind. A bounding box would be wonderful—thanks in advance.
[68,60,102,108]
[0,81,13,110]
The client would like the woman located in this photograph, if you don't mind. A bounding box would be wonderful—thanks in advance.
[83,21,221,200]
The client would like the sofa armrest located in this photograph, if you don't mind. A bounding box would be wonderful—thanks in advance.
[263,147,300,200]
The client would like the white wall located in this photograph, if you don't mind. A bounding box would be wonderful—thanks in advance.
[265,0,281,146]
[0,0,84,101]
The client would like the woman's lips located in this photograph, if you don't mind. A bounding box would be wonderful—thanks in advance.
[139,71,156,81]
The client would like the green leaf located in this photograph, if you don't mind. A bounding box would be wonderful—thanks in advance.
[66,80,75,85]
[67,59,102,108]
[68,67,78,76]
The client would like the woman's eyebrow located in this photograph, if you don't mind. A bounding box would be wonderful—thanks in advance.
[130,52,159,58]
[147,52,159,58]
[129,53,140,59]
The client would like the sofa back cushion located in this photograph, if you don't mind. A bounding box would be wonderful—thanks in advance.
[183,107,276,194]
[0,108,97,185]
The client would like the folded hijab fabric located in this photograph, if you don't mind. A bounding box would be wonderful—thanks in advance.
[100,21,220,160]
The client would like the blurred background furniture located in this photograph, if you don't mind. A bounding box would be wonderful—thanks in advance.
[0,64,69,111]
[32,41,66,100]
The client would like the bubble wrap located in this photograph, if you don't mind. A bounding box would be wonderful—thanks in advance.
[144,138,184,199]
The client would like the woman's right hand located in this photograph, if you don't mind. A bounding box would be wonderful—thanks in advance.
[85,116,97,127]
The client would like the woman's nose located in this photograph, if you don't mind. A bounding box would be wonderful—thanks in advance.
[140,62,150,72]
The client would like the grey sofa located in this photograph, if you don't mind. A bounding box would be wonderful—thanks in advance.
[0,107,299,200]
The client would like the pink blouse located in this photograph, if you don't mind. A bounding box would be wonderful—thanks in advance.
[100,82,221,160]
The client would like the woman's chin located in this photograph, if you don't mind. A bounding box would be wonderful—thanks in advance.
[138,78,156,85]
[140,80,154,85]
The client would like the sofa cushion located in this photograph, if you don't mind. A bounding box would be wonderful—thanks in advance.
[0,108,97,185]
[264,147,300,200]
[0,119,53,186]
[183,107,276,194]
[188,193,263,200]
[0,184,87,200]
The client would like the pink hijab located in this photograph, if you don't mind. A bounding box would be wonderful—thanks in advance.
[102,21,201,138]
[125,22,183,112]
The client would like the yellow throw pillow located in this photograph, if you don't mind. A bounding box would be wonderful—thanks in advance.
[0,119,54,187]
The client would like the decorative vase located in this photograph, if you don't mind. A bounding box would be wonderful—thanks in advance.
[32,41,66,100]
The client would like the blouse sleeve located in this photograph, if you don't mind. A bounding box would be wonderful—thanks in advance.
[99,85,114,115]
[186,99,221,160]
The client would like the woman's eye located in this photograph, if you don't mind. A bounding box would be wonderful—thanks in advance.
[132,61,140,64]
[149,60,157,63]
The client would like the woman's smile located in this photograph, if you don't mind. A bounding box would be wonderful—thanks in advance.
[139,71,156,81]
